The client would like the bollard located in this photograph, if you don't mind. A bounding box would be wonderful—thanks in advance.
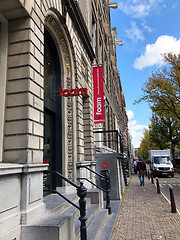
[169,187,177,213]
[151,172,153,183]
[147,170,150,179]
[156,177,160,194]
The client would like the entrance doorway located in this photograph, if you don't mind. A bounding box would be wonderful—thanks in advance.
[43,29,62,189]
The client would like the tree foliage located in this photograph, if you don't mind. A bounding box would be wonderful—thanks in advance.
[150,114,180,159]
[136,114,180,160]
[149,115,170,150]
[136,53,180,119]
[136,53,180,159]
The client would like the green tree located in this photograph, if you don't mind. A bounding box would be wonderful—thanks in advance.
[137,114,180,161]
[136,53,180,119]
[150,114,180,160]
[149,115,170,150]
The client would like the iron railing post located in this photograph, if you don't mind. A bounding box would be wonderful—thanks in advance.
[78,166,112,215]
[105,171,111,215]
[77,182,87,240]
[44,170,87,240]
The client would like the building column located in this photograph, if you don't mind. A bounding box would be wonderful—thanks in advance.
[2,16,47,224]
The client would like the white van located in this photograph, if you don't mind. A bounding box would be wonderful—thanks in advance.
[149,149,174,177]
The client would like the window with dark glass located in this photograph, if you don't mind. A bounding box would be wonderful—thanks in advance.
[81,57,88,82]
[43,29,62,190]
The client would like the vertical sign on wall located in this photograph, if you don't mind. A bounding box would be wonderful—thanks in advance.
[93,66,105,124]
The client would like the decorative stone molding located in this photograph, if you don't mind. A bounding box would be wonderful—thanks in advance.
[45,14,74,180]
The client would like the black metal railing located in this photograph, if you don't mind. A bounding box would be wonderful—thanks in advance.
[77,166,111,214]
[93,129,123,153]
[77,177,105,192]
[44,170,87,240]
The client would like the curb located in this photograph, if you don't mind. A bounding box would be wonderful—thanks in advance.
[154,181,180,215]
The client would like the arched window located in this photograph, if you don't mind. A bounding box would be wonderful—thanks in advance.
[43,29,62,189]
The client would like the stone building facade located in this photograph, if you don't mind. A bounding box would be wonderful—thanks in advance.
[0,0,131,239]
[89,0,129,157]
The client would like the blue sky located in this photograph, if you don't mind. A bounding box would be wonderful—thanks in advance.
[110,0,180,148]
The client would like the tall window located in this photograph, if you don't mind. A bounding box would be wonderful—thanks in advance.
[81,57,88,82]
[43,29,62,189]
[99,37,103,64]
[92,11,96,53]
[104,54,107,85]
[44,31,61,101]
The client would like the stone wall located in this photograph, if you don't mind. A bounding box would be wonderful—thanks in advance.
[0,0,96,239]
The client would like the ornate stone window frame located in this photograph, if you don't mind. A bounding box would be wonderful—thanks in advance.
[44,12,76,180]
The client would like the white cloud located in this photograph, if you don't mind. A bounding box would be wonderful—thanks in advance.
[134,35,180,70]
[125,22,144,42]
[127,110,134,120]
[127,110,148,148]
[118,0,164,18]
[131,130,145,148]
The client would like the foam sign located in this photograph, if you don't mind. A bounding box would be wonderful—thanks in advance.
[59,88,87,97]
[93,66,105,124]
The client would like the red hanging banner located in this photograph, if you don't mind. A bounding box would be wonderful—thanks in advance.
[93,66,105,124]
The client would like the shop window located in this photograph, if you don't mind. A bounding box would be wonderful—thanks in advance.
[83,96,90,161]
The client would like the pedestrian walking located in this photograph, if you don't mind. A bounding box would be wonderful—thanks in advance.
[137,158,146,186]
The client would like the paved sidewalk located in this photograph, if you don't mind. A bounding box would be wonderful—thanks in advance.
[111,175,180,240]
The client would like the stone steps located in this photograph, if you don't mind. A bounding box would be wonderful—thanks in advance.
[22,191,121,240]
[44,193,79,213]
[75,204,104,239]
[87,209,108,240]
[94,200,122,240]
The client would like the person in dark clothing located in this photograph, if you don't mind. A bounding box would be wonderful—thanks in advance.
[137,158,146,186]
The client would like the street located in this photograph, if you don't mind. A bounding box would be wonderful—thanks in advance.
[156,174,180,212]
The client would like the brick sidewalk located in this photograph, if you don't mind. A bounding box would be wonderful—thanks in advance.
[111,175,180,240]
